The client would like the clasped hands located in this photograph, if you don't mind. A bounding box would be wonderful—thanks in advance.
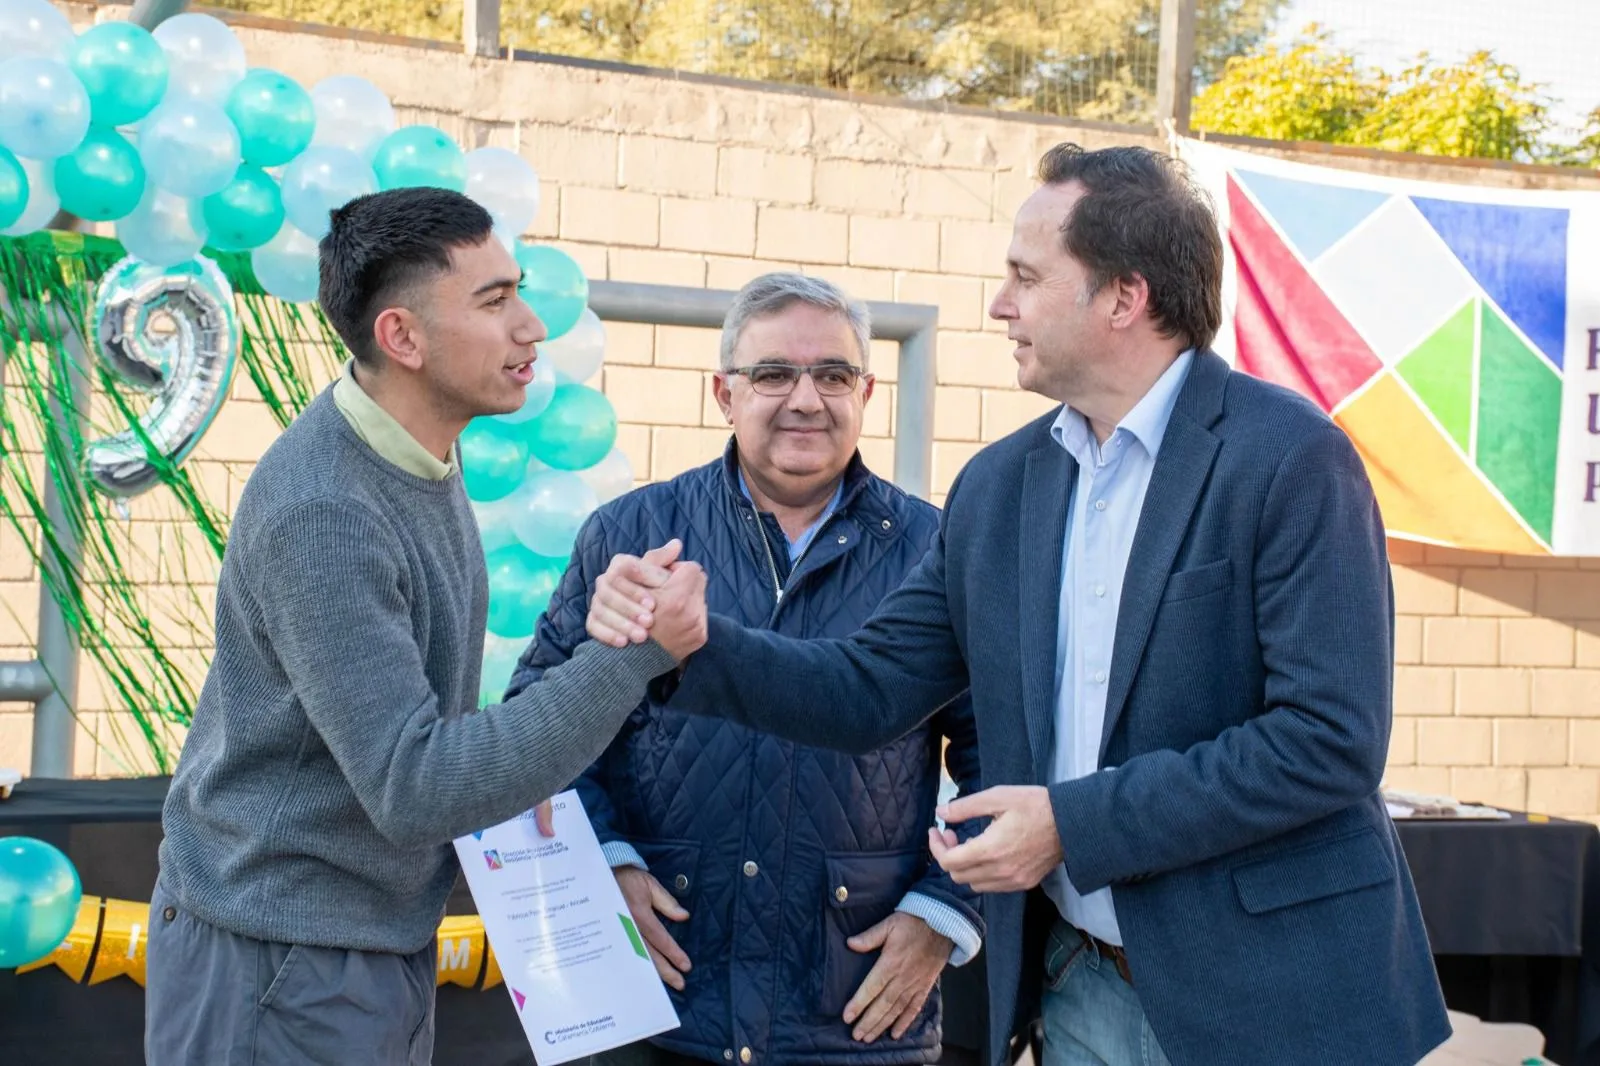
[590,539,710,661]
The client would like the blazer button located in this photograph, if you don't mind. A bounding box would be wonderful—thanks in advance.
[674,874,689,892]
[743,860,758,877]
[834,885,848,903]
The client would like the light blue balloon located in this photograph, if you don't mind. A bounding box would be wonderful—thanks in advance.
[116,186,208,267]
[0,836,83,968]
[251,222,319,303]
[227,68,315,168]
[493,352,557,425]
[485,544,565,640]
[0,0,76,65]
[0,145,26,231]
[526,384,617,472]
[1,155,57,236]
[459,418,532,503]
[478,634,527,707]
[372,125,466,193]
[139,98,241,198]
[280,145,375,239]
[514,243,589,342]
[0,56,91,160]
[508,470,599,558]
[69,21,167,127]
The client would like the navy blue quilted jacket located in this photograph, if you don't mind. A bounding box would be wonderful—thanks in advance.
[505,443,983,1065]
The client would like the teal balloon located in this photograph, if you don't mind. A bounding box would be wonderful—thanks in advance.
[201,165,284,251]
[0,836,82,968]
[527,384,617,472]
[0,146,27,231]
[485,545,565,640]
[54,126,145,222]
[226,68,315,168]
[372,125,466,193]
[69,21,168,127]
[514,243,589,341]
[459,417,532,503]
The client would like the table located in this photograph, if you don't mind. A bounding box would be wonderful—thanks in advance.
[1,778,1596,1064]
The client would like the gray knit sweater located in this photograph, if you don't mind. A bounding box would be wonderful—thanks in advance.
[158,390,676,953]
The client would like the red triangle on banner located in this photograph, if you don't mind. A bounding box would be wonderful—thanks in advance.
[1229,175,1383,412]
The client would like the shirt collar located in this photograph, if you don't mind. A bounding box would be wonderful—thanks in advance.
[737,467,846,552]
[331,360,456,480]
[1050,349,1195,465]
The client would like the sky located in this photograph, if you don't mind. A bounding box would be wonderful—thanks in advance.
[1275,0,1600,139]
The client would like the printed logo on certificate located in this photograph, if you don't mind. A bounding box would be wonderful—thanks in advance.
[455,791,680,1064]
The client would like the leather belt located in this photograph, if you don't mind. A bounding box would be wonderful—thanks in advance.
[1069,924,1133,986]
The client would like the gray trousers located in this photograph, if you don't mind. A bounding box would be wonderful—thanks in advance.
[145,879,438,1065]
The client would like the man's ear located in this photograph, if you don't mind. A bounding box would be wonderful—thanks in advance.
[712,372,735,424]
[373,306,425,371]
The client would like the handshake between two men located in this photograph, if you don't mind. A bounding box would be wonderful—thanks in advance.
[587,540,1069,896]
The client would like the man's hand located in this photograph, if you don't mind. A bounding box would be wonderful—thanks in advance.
[615,866,692,991]
[929,785,1063,893]
[842,912,951,1043]
[588,542,683,648]
[645,558,707,661]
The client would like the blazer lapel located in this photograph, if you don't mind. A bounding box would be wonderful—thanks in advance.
[1020,442,1074,785]
[1099,356,1229,762]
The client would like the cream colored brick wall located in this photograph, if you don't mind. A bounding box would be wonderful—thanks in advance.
[4,12,1597,815]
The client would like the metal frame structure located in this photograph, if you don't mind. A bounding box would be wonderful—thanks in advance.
[0,278,937,778]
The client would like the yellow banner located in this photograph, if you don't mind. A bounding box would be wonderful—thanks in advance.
[16,897,491,992]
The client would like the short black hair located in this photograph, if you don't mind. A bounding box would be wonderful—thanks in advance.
[317,187,495,366]
[1036,143,1223,353]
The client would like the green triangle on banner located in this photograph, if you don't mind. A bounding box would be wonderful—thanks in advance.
[1396,299,1477,454]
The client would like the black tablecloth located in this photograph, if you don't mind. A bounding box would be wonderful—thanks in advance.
[2,778,1597,1064]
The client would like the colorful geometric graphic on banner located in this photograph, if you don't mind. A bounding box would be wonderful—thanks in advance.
[1191,142,1600,556]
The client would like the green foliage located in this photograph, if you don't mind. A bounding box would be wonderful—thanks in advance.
[211,0,1285,125]
[1192,28,1567,164]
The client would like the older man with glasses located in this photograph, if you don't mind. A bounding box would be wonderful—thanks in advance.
[504,272,984,1066]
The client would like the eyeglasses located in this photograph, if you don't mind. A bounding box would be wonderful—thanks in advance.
[724,363,867,396]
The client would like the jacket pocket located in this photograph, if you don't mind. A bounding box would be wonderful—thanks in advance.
[1160,558,1232,603]
[1231,827,1393,915]
[631,838,703,956]
[817,848,924,1016]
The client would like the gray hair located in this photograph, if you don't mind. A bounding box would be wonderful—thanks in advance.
[718,272,871,372]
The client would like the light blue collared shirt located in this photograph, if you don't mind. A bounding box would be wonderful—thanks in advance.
[1043,351,1194,946]
[605,469,982,965]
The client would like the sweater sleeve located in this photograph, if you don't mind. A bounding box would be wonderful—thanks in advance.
[251,496,679,849]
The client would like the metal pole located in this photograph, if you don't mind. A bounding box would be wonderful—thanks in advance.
[128,0,191,29]
[587,280,938,500]
[463,0,501,58]
[1155,0,1198,134]
[29,322,88,777]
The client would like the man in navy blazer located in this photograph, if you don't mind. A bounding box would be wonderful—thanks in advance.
[588,143,1450,1066]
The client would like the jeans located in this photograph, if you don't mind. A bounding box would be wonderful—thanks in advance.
[1040,920,1171,1066]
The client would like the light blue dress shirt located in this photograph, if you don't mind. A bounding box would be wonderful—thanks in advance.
[606,470,982,965]
[1043,351,1195,946]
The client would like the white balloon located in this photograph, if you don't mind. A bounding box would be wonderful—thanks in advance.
[493,354,557,424]
[116,186,208,267]
[138,97,241,198]
[577,447,635,504]
[280,145,376,238]
[465,147,539,236]
[0,56,90,160]
[251,221,320,303]
[508,470,599,559]
[0,155,58,236]
[540,307,606,383]
[0,0,76,64]
[471,497,521,555]
[309,75,395,161]
[152,13,246,101]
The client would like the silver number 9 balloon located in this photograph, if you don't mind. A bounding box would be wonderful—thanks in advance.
[86,255,240,497]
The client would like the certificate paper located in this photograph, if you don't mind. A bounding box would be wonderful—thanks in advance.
[454,791,680,1064]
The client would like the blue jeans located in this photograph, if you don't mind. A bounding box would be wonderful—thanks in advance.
[1041,921,1171,1066]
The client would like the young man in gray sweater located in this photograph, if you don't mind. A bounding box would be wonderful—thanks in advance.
[144,187,706,1065]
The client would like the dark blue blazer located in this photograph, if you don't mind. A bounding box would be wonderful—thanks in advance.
[666,352,1450,1066]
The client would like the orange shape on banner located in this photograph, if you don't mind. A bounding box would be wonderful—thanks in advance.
[1334,373,1549,554]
